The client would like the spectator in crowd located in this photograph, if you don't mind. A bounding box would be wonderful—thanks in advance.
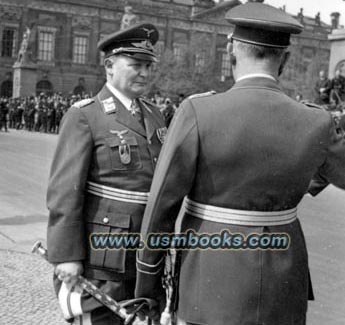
[8,99,15,129]
[47,106,56,133]
[23,104,30,129]
[27,97,36,131]
[73,77,87,97]
[16,103,24,130]
[0,98,9,132]
[41,106,48,133]
[314,70,331,105]
[153,91,165,108]
[162,97,175,127]
[331,68,345,105]
[55,106,63,134]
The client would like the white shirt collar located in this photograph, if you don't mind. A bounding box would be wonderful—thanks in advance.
[106,82,132,111]
[236,73,277,83]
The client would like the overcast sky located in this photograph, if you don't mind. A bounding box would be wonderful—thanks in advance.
[263,0,345,26]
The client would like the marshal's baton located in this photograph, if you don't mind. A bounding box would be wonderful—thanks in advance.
[32,241,136,325]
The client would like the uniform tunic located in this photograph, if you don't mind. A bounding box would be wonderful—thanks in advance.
[136,77,345,325]
[47,84,165,322]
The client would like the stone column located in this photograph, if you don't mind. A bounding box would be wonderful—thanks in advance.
[13,62,37,97]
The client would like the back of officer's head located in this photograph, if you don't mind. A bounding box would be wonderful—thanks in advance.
[226,2,303,77]
[232,40,286,63]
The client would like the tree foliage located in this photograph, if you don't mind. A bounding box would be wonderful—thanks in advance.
[149,33,233,99]
[280,43,330,101]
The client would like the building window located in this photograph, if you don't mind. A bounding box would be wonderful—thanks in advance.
[173,31,188,63]
[220,52,231,81]
[73,35,88,64]
[173,45,183,62]
[1,28,17,57]
[195,50,206,73]
[38,28,55,61]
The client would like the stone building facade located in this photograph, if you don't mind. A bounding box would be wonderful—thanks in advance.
[0,0,332,99]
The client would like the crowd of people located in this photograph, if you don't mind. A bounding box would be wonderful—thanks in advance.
[0,91,185,133]
[150,92,185,127]
[0,68,344,135]
[312,68,345,111]
[0,93,88,133]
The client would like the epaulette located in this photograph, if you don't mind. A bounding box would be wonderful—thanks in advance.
[302,102,325,110]
[187,90,216,100]
[72,98,94,109]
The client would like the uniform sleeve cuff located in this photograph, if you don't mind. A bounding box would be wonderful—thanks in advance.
[136,252,165,275]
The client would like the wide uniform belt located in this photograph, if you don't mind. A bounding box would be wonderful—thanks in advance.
[185,198,297,226]
[86,181,149,205]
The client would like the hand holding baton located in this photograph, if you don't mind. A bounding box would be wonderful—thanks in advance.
[31,241,137,325]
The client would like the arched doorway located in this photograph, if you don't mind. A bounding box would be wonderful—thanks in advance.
[1,80,13,97]
[335,60,345,75]
[36,80,53,96]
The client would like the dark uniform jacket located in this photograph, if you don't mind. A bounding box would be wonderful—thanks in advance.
[314,77,332,105]
[136,77,345,325]
[47,84,166,281]
[331,75,345,103]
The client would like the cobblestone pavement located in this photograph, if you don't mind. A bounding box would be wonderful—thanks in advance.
[0,249,148,325]
[0,249,65,325]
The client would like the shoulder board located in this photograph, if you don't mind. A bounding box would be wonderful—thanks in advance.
[72,98,94,109]
[302,102,325,110]
[187,90,216,100]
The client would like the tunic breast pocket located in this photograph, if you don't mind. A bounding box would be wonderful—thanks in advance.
[86,212,130,273]
[105,136,142,171]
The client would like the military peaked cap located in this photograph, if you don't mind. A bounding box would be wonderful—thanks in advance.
[98,23,159,62]
[226,3,303,48]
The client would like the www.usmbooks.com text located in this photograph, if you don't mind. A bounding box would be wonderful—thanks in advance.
[90,230,290,250]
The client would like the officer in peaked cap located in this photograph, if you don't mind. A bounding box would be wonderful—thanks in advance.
[47,22,166,324]
[226,1,303,48]
[135,3,345,325]
[98,22,159,62]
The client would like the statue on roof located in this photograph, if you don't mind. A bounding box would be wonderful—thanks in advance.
[297,8,304,23]
[315,12,321,26]
[120,5,138,30]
